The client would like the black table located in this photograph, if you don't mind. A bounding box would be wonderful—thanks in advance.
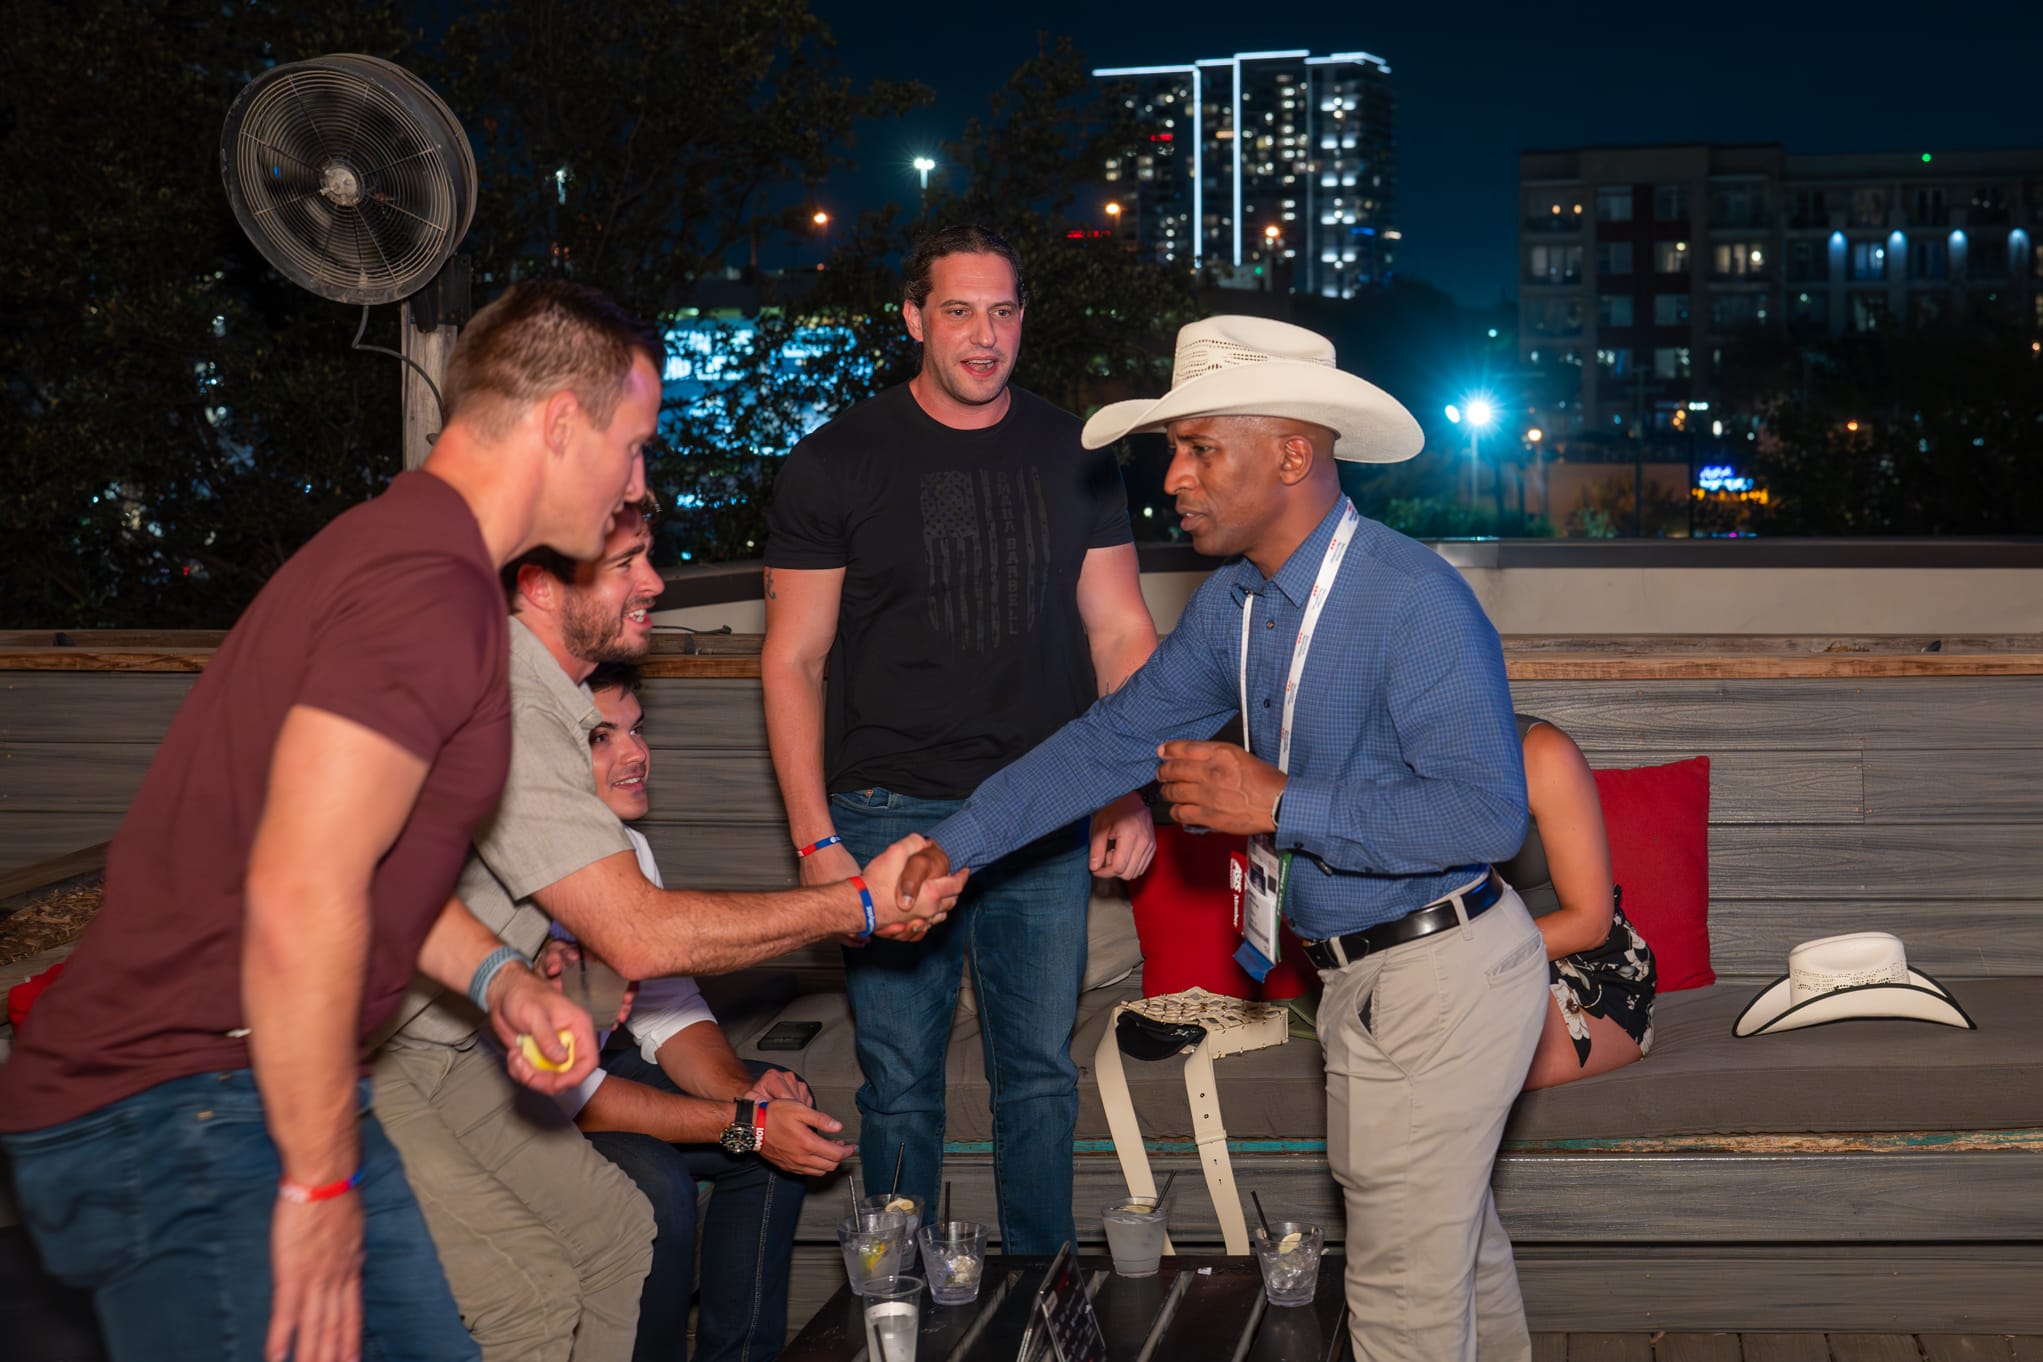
[782,1254,1350,1362]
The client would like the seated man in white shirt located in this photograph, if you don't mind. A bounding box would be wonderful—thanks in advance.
[552,661,854,1362]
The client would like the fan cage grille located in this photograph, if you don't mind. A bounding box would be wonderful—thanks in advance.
[224,58,472,306]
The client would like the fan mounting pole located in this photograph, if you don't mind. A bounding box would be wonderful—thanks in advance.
[401,305,457,469]
[401,257,470,469]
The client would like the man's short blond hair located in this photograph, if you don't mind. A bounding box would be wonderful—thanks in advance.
[442,280,664,439]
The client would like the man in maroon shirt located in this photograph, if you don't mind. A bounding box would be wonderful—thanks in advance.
[0,282,660,1362]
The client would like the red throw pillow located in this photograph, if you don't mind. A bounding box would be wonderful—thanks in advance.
[1127,825,1315,1001]
[1591,756,1714,990]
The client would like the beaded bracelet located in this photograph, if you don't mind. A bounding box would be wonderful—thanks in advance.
[847,875,876,939]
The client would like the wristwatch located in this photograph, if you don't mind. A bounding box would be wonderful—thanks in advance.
[719,1099,767,1154]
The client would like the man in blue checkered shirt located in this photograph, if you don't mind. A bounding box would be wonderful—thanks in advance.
[900,317,1551,1362]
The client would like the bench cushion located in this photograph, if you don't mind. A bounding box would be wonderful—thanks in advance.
[1503,976,2041,1140]
[738,977,2043,1146]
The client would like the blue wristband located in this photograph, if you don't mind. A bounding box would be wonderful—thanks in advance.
[848,876,876,939]
[468,945,527,1011]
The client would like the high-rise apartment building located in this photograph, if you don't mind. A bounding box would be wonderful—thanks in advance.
[1519,143,2043,435]
[1094,50,1398,298]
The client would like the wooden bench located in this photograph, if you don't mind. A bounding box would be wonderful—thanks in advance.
[5,633,2041,1336]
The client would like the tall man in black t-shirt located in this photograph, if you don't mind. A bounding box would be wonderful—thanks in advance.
[761,226,1161,1251]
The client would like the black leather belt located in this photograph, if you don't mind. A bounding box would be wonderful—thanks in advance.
[1299,869,1505,971]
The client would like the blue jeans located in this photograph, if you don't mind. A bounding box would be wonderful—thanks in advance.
[584,1052,805,1362]
[832,786,1089,1254]
[1,1070,476,1362]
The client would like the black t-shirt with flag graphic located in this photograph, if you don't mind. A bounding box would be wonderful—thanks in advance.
[766,383,1134,800]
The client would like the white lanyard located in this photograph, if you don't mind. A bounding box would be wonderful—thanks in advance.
[1238,500,1360,775]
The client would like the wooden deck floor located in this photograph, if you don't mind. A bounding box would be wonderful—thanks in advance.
[1531,1335,2041,1361]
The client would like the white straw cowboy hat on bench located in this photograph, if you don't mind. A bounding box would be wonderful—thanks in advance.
[1732,931,1976,1037]
[1080,315,1426,462]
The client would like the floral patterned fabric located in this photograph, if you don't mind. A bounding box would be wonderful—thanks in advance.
[1549,888,1657,1065]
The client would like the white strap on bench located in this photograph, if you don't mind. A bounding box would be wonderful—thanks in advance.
[1093,987,1289,1255]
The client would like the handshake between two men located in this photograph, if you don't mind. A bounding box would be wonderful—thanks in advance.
[890,739,1287,912]
[500,733,1264,1100]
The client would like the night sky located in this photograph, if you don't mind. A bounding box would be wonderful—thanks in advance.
[809,0,2039,306]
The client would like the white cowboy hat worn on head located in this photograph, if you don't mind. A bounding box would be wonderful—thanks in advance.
[1732,931,1976,1037]
[1080,315,1425,463]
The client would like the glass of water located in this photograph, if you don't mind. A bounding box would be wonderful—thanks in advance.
[1249,1221,1324,1307]
[838,1211,907,1292]
[1100,1196,1168,1277]
[916,1221,989,1305]
[856,1274,923,1362]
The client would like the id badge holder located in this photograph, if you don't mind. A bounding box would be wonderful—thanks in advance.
[1233,833,1288,982]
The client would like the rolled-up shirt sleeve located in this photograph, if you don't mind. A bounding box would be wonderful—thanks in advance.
[623,977,718,1065]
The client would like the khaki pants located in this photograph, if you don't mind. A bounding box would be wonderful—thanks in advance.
[1316,887,1549,1362]
[371,1036,655,1362]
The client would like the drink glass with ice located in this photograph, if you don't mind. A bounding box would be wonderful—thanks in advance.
[1249,1221,1324,1307]
[857,1192,926,1272]
[1100,1196,1169,1277]
[856,1274,923,1362]
[916,1220,989,1305]
[838,1210,907,1292]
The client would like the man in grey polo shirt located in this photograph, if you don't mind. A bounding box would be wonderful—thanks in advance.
[371,505,960,1361]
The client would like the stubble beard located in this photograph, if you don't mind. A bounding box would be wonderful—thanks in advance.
[562,594,648,666]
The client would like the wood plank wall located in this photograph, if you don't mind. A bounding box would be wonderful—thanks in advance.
[6,669,2042,983]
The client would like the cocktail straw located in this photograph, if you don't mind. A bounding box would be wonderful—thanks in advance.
[1157,1170,1179,1207]
[943,1180,953,1226]
[1251,1190,1273,1238]
[847,1166,862,1220]
[889,1141,906,1198]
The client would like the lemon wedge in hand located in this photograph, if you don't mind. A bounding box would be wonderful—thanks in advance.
[518,1030,577,1073]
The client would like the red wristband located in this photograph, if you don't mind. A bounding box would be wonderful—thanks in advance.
[796,834,843,859]
[278,1169,363,1204]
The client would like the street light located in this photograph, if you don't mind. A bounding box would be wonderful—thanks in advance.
[1448,392,1499,525]
[811,209,830,228]
[912,155,936,214]
[1105,202,1122,218]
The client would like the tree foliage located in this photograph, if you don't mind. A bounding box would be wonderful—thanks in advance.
[2,8,1210,622]
[1730,323,2043,535]
[1,0,415,626]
